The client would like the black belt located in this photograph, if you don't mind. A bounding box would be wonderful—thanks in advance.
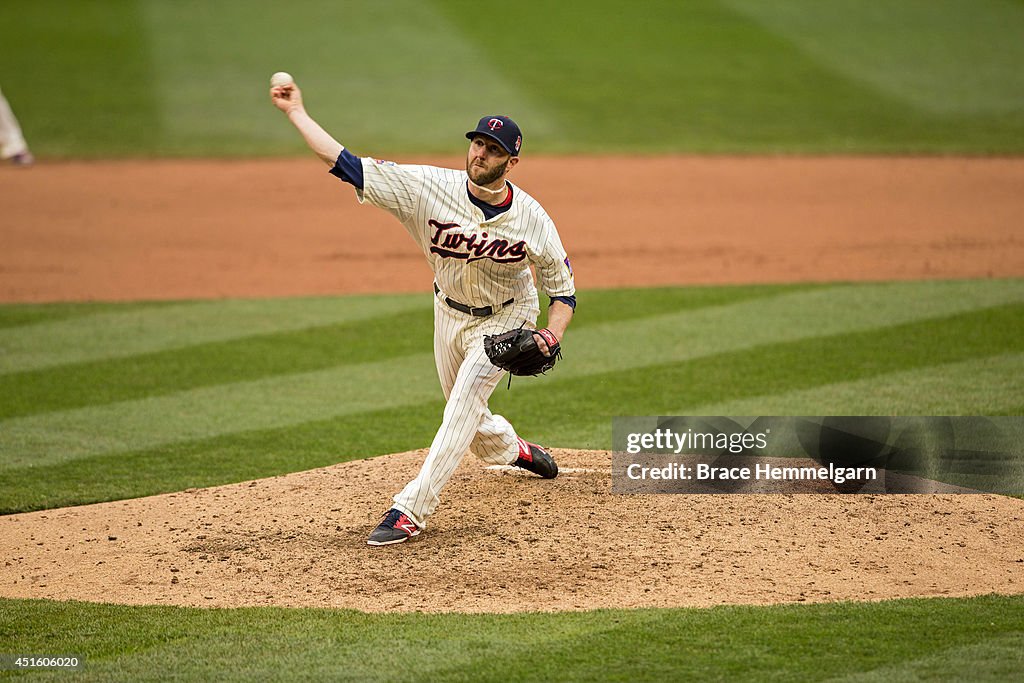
[434,283,513,317]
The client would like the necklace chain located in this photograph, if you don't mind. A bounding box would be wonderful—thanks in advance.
[468,177,508,195]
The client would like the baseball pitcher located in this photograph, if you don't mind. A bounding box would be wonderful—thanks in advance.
[270,77,575,546]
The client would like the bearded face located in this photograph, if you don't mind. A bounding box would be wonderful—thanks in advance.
[467,156,509,186]
[466,136,514,187]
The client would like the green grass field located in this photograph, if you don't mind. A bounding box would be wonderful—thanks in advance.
[1,595,1023,681]
[2,280,1022,514]
[2,0,1024,156]
[2,1,1023,680]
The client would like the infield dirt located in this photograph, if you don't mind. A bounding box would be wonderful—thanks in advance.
[1,156,1022,612]
[3,450,1023,612]
[1,156,1022,301]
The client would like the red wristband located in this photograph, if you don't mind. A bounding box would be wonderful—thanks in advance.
[535,328,559,347]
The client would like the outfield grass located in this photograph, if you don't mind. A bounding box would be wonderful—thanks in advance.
[1,280,1021,514]
[2,0,1023,156]
[0,595,1021,681]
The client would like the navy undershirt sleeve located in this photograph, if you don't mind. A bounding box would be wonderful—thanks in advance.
[328,149,364,190]
[550,295,577,310]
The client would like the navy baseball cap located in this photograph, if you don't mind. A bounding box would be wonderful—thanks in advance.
[465,115,523,156]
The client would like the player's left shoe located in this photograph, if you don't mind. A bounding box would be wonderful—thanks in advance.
[514,437,558,479]
[367,508,420,546]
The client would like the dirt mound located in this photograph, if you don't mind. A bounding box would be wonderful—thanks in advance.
[2,449,1021,613]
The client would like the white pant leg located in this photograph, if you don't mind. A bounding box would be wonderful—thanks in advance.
[394,298,539,527]
[433,297,524,467]
[470,412,519,466]
[393,335,508,527]
[0,87,29,159]
[433,296,464,401]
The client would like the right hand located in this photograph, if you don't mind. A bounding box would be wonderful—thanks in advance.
[270,83,304,115]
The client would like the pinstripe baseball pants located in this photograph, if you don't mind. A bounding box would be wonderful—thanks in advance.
[392,293,540,528]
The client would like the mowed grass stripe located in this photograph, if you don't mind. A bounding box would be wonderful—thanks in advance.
[826,632,1024,682]
[555,282,820,328]
[0,294,427,375]
[0,401,446,514]
[0,300,179,331]
[0,285,803,420]
[142,0,557,156]
[723,0,1024,115]
[1,283,1020,473]
[561,280,1024,377]
[0,0,161,157]
[2,304,1019,511]
[491,304,1024,448]
[0,354,438,471]
[437,0,1024,154]
[446,0,921,153]
[0,595,1021,682]
[0,279,1013,378]
[687,353,1024,417]
[0,309,433,420]
[7,1,1024,156]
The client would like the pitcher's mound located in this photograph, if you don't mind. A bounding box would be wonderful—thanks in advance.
[2,449,1022,613]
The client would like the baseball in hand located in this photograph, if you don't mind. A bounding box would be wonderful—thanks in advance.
[270,71,294,88]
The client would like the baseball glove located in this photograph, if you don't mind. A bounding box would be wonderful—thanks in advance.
[484,327,561,376]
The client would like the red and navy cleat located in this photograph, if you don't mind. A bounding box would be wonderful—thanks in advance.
[514,437,558,479]
[8,151,33,167]
[367,508,421,546]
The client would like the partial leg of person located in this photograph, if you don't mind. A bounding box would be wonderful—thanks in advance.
[369,298,553,546]
[0,86,32,163]
[433,298,521,468]
[392,335,508,527]
[369,300,503,545]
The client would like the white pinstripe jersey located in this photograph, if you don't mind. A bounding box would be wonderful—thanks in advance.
[356,158,575,308]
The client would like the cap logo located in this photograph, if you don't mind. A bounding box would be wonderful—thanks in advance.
[515,135,522,151]
[488,118,504,131]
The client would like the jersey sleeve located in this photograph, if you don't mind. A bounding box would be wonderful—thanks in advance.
[356,158,424,223]
[533,220,576,298]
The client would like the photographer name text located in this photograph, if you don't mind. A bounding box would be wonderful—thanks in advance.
[626,462,877,485]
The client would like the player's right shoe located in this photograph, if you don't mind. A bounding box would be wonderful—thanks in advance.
[367,508,420,546]
[7,151,33,167]
[514,437,559,479]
